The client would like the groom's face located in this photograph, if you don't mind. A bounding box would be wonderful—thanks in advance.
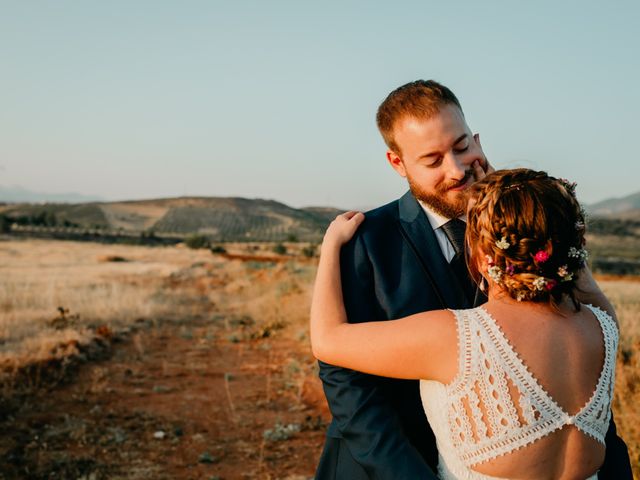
[386,104,485,218]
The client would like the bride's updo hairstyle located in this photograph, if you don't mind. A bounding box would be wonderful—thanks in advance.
[465,168,588,308]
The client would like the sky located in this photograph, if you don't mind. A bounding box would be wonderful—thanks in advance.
[1,1,639,209]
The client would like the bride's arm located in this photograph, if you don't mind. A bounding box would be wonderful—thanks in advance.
[310,212,455,381]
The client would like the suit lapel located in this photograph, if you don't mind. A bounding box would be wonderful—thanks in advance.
[397,191,471,309]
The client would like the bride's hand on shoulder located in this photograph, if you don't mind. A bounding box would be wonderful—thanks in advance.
[321,211,365,252]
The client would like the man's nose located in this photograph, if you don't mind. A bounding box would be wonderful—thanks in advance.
[444,153,467,180]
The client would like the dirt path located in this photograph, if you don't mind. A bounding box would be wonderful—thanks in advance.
[0,316,328,479]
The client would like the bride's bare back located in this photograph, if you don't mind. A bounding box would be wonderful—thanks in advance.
[433,300,612,480]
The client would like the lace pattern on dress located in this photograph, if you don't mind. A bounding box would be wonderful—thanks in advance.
[444,304,618,467]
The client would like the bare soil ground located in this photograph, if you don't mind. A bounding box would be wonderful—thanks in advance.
[0,315,328,479]
[0,239,328,479]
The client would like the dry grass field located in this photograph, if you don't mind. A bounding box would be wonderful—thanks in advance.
[600,277,640,476]
[0,237,325,479]
[0,237,638,478]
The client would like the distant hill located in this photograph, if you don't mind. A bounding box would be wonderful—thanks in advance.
[2,194,640,274]
[0,197,345,242]
[300,207,344,223]
[588,191,640,220]
[581,191,640,275]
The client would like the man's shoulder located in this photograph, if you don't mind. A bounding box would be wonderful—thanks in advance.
[357,192,419,236]
[344,196,408,253]
[361,198,401,227]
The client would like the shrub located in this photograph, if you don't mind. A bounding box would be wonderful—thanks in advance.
[210,245,227,254]
[263,422,301,441]
[184,234,210,249]
[301,244,317,258]
[98,255,128,262]
[272,243,287,255]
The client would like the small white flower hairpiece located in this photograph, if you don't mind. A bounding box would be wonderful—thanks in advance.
[487,265,503,284]
[504,183,523,192]
[568,247,589,262]
[495,236,510,250]
[532,276,547,291]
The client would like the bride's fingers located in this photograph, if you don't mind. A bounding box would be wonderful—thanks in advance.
[472,160,484,181]
[345,212,365,237]
[350,211,365,225]
[340,211,361,220]
[472,159,494,181]
[344,212,365,230]
[484,158,495,174]
[325,211,365,245]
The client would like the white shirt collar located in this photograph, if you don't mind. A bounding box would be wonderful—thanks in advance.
[417,200,466,231]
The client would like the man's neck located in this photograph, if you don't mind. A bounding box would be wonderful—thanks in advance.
[417,200,466,230]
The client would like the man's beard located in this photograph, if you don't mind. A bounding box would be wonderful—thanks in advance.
[407,170,473,219]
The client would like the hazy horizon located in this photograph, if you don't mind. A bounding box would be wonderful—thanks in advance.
[1,182,638,212]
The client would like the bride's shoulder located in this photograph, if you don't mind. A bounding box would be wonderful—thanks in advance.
[410,309,459,348]
[580,302,620,332]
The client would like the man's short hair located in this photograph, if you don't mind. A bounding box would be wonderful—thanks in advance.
[376,80,463,155]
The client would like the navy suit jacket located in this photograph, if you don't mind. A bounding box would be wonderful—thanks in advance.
[316,191,631,479]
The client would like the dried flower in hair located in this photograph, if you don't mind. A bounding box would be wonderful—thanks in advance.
[505,264,515,276]
[557,264,574,282]
[545,279,558,291]
[486,255,494,266]
[558,263,574,282]
[568,247,589,262]
[534,250,550,263]
[516,291,526,302]
[559,178,577,196]
[575,221,585,230]
[487,265,502,284]
[533,276,547,291]
[496,237,510,250]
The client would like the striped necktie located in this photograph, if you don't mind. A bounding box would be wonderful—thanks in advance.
[440,219,475,305]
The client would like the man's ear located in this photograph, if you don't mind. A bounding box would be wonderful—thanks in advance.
[386,150,407,178]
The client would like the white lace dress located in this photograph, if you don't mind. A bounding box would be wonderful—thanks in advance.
[420,305,618,480]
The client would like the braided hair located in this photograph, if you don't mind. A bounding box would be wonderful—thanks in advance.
[466,168,587,309]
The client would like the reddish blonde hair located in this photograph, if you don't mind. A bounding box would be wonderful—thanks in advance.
[376,80,462,155]
[466,169,587,308]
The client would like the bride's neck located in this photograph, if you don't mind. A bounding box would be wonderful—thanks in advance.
[485,287,576,314]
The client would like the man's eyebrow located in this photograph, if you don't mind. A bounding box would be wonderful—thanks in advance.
[453,133,468,145]
[418,134,468,159]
